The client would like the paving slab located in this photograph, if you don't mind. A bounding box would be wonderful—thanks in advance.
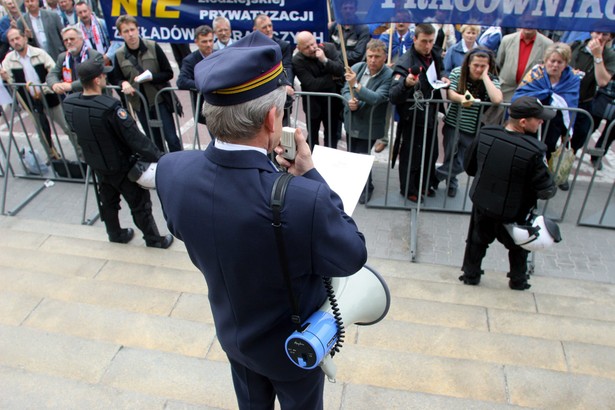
[0,324,119,383]
[1,267,182,316]
[534,292,615,322]
[356,320,567,372]
[0,365,169,410]
[97,259,204,294]
[39,235,194,271]
[505,365,615,409]
[340,384,525,410]
[384,276,537,312]
[562,341,615,381]
[101,347,235,408]
[333,345,507,403]
[23,298,216,358]
[0,245,106,278]
[386,296,489,331]
[0,290,41,326]
[488,308,615,347]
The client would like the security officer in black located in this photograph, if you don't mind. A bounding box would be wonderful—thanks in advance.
[63,59,173,248]
[460,97,557,290]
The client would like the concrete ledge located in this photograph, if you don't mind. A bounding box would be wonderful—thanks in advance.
[333,345,507,403]
[24,298,216,358]
[489,309,615,347]
[0,365,170,409]
[341,384,523,409]
[506,365,615,408]
[0,324,119,383]
[1,268,183,316]
[355,320,567,372]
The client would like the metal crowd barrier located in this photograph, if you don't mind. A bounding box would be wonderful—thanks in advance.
[0,82,91,218]
[154,87,212,150]
[285,92,598,260]
[2,81,611,259]
[577,119,615,229]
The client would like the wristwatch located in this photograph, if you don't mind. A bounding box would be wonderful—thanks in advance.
[595,57,604,64]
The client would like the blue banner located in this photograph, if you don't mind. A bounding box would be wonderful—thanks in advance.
[332,0,615,32]
[100,0,329,44]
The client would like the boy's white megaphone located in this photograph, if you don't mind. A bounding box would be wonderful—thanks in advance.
[285,265,390,380]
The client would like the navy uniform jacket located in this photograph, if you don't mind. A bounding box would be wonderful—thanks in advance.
[156,145,367,381]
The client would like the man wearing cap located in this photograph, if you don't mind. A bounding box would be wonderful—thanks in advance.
[459,96,557,290]
[62,59,174,249]
[156,31,367,409]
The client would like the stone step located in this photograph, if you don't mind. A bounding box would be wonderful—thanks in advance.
[3,224,615,313]
[3,275,615,391]
[0,320,615,409]
[3,216,615,408]
[5,319,614,409]
[335,344,615,408]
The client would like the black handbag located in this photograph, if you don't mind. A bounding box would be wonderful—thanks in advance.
[592,89,615,121]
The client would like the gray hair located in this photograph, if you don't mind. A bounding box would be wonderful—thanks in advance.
[62,25,84,38]
[203,86,287,141]
[213,16,231,30]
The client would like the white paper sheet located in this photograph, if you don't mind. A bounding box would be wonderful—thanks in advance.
[312,145,374,217]
[426,62,449,89]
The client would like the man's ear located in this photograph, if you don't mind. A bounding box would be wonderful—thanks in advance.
[264,106,277,133]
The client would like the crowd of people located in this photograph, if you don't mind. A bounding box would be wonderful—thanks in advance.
[1,1,613,183]
[0,1,613,243]
[1,3,613,406]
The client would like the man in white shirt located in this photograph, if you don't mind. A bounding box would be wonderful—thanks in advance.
[1,27,77,159]
[212,16,233,51]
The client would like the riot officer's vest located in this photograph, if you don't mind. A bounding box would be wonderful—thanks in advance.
[470,125,545,220]
[63,94,127,173]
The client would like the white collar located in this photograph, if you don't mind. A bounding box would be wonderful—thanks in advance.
[215,139,267,156]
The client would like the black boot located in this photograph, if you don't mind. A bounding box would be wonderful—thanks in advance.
[459,270,483,285]
[145,234,174,249]
[507,273,531,291]
[133,209,173,249]
[108,228,134,244]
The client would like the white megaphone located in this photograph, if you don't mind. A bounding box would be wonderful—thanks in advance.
[285,265,390,382]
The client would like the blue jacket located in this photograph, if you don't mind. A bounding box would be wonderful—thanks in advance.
[379,30,414,63]
[156,145,367,380]
[443,41,474,78]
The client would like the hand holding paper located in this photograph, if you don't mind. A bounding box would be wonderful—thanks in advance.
[135,70,153,83]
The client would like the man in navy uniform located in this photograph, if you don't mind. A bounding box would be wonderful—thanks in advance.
[156,31,367,409]
[460,97,557,290]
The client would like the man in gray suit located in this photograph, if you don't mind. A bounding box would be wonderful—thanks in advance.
[20,0,65,61]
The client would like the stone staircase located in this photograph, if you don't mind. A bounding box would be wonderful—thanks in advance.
[1,216,615,409]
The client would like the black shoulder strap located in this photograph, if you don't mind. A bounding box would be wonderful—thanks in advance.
[270,172,302,331]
